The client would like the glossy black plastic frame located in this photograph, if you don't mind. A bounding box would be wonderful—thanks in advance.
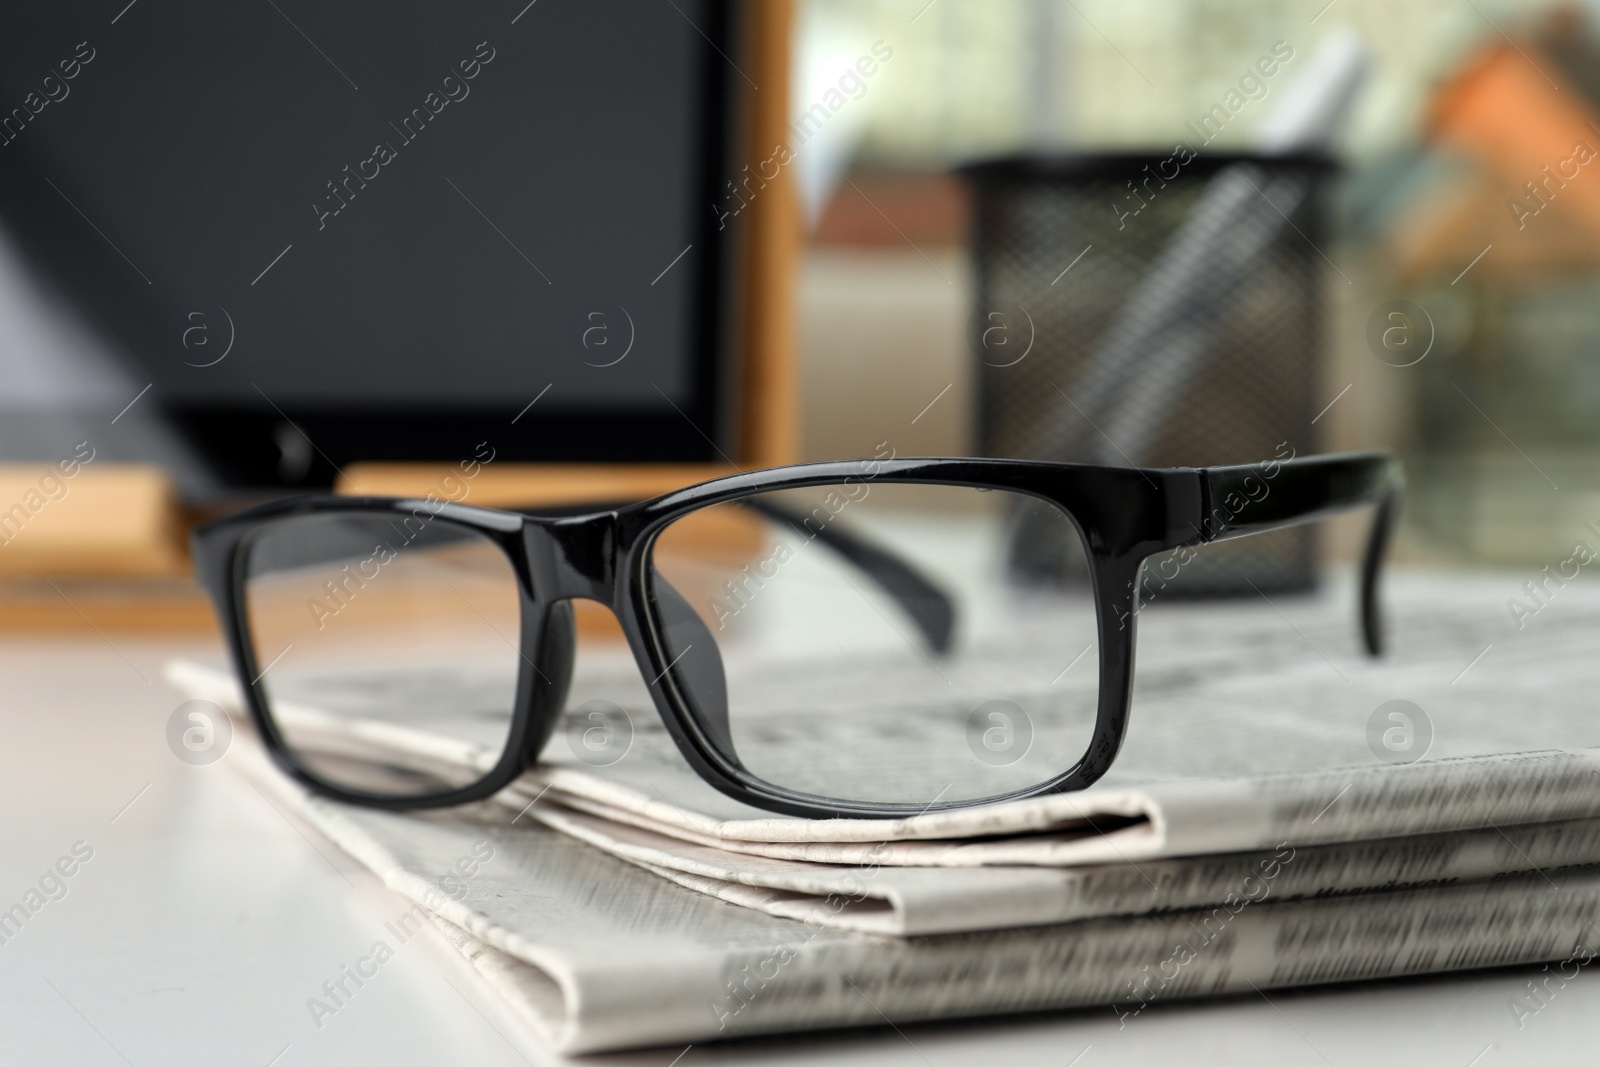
[192,451,1403,819]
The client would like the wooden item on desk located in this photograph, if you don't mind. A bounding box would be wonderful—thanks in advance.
[336,463,740,507]
[0,464,186,577]
[0,575,213,632]
[0,463,215,632]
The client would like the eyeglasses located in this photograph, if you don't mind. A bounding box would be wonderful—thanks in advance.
[192,451,1402,819]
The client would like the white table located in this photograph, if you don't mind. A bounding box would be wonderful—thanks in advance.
[0,631,1589,1066]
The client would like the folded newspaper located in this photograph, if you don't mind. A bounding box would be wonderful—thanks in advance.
[169,572,1600,1050]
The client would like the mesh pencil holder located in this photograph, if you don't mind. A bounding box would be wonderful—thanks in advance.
[962,151,1335,599]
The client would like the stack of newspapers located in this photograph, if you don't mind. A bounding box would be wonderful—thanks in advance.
[171,573,1600,1054]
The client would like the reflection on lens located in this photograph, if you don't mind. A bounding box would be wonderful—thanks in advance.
[649,482,1099,806]
[243,512,521,797]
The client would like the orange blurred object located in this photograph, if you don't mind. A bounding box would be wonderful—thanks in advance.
[1428,40,1600,240]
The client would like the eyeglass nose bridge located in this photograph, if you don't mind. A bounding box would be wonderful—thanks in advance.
[522,510,623,604]
[509,511,620,771]
[514,508,736,767]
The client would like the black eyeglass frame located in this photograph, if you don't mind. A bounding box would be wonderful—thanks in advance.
[192,451,1403,820]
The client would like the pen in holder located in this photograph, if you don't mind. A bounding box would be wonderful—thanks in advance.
[964,30,1366,602]
[964,150,1334,599]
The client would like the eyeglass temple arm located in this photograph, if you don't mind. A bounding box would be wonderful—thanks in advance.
[514,499,956,654]
[1194,451,1403,656]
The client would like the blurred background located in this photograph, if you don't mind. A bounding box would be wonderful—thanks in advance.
[791,0,1600,571]
[3,0,1600,625]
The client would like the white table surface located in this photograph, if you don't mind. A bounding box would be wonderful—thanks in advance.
[0,630,1592,1067]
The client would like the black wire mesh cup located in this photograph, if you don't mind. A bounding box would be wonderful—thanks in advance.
[962,151,1335,599]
